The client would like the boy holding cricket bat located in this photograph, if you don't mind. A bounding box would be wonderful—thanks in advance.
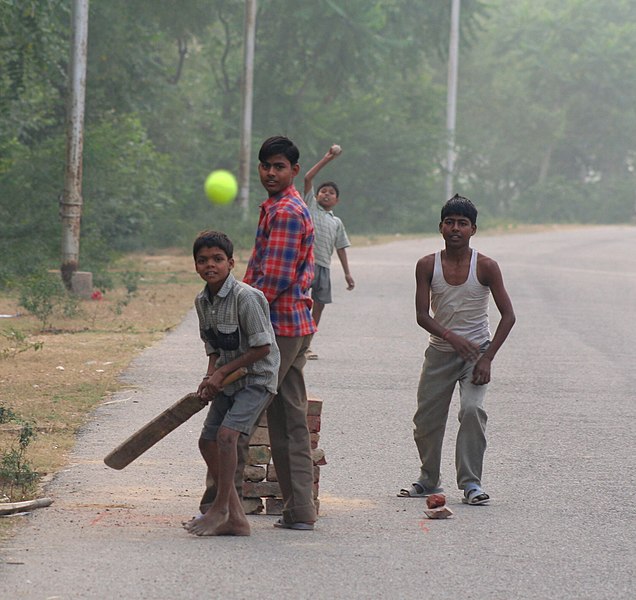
[184,230,280,536]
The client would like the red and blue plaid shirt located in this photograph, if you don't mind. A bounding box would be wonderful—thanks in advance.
[244,184,317,337]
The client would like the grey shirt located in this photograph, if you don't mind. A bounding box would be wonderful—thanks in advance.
[304,188,351,268]
[195,273,280,394]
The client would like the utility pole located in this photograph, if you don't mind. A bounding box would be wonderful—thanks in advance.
[60,0,89,293]
[445,0,460,201]
[238,0,257,219]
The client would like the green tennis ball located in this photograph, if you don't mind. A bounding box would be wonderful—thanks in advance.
[204,170,238,205]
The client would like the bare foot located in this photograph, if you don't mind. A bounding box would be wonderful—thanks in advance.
[183,510,226,535]
[213,515,250,537]
[182,513,203,529]
[184,510,250,536]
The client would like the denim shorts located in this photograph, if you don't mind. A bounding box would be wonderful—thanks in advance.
[200,384,271,440]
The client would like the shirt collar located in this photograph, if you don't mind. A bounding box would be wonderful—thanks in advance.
[260,184,297,210]
[205,272,236,301]
[316,203,334,216]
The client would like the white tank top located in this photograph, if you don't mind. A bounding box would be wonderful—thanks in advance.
[429,249,491,352]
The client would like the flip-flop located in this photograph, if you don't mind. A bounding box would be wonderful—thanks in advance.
[397,483,443,498]
[462,488,490,505]
[273,518,314,530]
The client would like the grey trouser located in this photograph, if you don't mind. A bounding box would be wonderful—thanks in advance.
[268,334,316,523]
[413,345,488,491]
[200,334,316,524]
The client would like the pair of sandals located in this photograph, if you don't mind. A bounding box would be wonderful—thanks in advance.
[397,482,489,505]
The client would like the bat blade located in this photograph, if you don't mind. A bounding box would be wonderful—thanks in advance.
[104,367,247,470]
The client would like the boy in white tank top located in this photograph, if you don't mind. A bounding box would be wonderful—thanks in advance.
[398,195,516,505]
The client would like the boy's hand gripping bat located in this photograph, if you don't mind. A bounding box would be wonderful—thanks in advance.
[104,367,247,470]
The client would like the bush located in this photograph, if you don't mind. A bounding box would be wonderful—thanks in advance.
[0,410,39,502]
[18,271,78,329]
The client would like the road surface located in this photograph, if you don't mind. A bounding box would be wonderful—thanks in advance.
[1,226,634,599]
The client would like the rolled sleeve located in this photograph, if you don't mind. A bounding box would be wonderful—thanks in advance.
[204,340,219,356]
[238,290,276,349]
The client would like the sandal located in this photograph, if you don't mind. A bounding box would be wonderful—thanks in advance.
[462,487,490,505]
[397,482,443,498]
[273,518,314,530]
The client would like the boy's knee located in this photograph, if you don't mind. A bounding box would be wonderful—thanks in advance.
[216,427,240,447]
[459,404,487,422]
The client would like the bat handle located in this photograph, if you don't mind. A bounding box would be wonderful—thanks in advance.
[199,367,248,403]
[221,366,248,387]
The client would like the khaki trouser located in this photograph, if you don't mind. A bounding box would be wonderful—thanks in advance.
[200,334,316,524]
[413,345,488,491]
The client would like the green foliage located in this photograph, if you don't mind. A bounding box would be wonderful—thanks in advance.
[5,0,633,285]
[17,271,76,329]
[457,0,636,222]
[0,327,44,360]
[120,270,142,295]
[0,406,18,424]
[0,410,39,502]
[108,269,142,315]
[0,0,69,146]
[81,114,174,252]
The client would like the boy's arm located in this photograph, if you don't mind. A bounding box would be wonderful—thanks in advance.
[415,255,481,363]
[471,257,516,385]
[198,353,219,399]
[336,247,355,290]
[303,144,342,195]
[199,346,270,400]
[415,255,440,333]
[200,289,275,398]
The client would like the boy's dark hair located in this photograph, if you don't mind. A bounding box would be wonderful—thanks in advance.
[258,135,300,165]
[317,181,340,197]
[193,230,233,259]
[441,194,478,225]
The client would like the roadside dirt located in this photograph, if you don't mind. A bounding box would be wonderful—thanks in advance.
[0,249,247,501]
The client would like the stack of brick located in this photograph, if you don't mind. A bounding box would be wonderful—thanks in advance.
[242,397,325,515]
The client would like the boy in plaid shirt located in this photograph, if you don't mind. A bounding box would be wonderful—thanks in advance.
[243,136,318,530]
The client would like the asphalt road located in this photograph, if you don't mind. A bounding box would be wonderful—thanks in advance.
[1,226,635,599]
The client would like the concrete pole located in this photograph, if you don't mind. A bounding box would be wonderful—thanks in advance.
[60,0,89,289]
[445,0,460,201]
[238,0,257,219]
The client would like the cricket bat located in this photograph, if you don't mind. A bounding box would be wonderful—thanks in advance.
[104,367,248,470]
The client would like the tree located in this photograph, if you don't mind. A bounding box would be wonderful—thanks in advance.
[456,0,636,222]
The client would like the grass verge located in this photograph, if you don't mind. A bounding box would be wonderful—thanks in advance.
[0,248,250,537]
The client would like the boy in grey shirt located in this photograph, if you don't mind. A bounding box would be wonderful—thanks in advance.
[184,230,279,536]
[303,144,355,359]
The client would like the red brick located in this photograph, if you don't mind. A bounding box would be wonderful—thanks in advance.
[242,498,264,514]
[265,498,284,515]
[307,415,321,433]
[243,465,266,482]
[248,445,271,465]
[307,398,323,416]
[312,448,326,465]
[249,426,270,446]
[243,480,282,498]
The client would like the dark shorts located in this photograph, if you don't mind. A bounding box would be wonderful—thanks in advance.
[310,264,332,304]
[200,384,271,440]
